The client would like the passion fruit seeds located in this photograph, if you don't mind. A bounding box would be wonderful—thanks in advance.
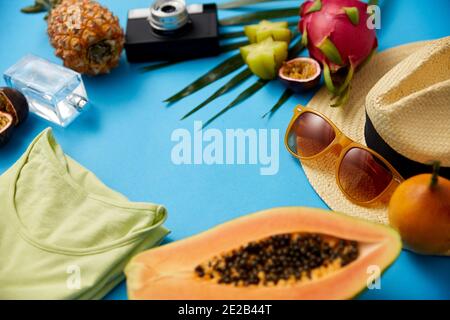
[0,88,29,147]
[282,60,317,80]
[0,112,14,146]
[0,88,29,126]
[195,233,359,287]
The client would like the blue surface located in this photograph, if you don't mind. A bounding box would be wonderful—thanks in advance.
[0,0,449,300]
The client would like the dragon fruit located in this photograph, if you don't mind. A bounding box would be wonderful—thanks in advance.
[299,0,378,106]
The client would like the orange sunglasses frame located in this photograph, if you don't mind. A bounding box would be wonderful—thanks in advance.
[285,106,404,206]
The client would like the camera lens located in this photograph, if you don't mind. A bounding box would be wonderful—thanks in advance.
[161,5,176,13]
[149,0,189,32]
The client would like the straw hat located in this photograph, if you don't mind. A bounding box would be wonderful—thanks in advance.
[300,36,450,225]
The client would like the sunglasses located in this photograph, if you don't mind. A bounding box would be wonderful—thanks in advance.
[285,106,404,206]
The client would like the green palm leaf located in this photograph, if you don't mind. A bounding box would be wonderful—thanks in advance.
[220,30,247,40]
[141,61,181,72]
[181,68,253,120]
[203,79,269,128]
[219,7,299,26]
[287,37,305,58]
[219,0,299,10]
[200,37,304,126]
[164,53,245,103]
[262,88,293,118]
[220,40,250,53]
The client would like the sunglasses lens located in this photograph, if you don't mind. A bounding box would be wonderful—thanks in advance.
[287,112,336,157]
[338,147,393,203]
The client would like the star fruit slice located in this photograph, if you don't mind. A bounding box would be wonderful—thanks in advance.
[240,37,288,80]
[244,20,292,44]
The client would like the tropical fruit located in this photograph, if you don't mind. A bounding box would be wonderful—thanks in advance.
[0,88,29,147]
[389,163,450,256]
[22,0,124,75]
[0,88,29,126]
[278,57,322,93]
[244,20,292,44]
[299,0,378,106]
[0,112,14,147]
[47,0,125,75]
[240,38,288,80]
[126,207,401,300]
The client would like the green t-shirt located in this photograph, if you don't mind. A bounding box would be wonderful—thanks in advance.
[0,128,169,299]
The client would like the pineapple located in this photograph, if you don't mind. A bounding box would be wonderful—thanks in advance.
[23,0,124,75]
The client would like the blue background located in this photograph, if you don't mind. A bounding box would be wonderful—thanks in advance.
[0,0,449,300]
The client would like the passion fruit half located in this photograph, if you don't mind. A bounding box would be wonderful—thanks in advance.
[278,57,321,93]
[0,111,14,147]
[0,87,29,126]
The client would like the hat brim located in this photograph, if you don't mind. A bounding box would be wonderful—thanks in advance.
[300,40,428,225]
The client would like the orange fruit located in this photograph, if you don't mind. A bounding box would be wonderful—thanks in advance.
[388,163,450,255]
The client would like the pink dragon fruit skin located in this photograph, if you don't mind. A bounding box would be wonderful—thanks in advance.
[299,0,378,105]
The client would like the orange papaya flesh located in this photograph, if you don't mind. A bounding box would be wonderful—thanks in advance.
[126,207,401,300]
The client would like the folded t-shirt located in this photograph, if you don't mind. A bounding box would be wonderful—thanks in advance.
[0,128,169,299]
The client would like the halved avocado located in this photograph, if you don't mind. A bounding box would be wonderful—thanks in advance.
[0,87,29,126]
[126,207,402,300]
[0,111,14,147]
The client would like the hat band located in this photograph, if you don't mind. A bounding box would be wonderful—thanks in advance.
[365,113,450,180]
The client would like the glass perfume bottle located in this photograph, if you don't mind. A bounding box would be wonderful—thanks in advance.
[3,54,88,127]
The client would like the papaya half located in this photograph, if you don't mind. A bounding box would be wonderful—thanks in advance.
[125,207,401,300]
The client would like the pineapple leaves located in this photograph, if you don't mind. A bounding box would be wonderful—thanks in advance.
[219,8,299,26]
[164,53,245,103]
[21,0,59,13]
[21,3,46,13]
[203,79,269,128]
[262,89,293,118]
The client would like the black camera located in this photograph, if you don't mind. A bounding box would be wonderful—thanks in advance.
[125,0,220,62]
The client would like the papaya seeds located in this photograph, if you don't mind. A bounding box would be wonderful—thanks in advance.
[195,233,359,287]
[0,87,29,147]
[126,207,402,300]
